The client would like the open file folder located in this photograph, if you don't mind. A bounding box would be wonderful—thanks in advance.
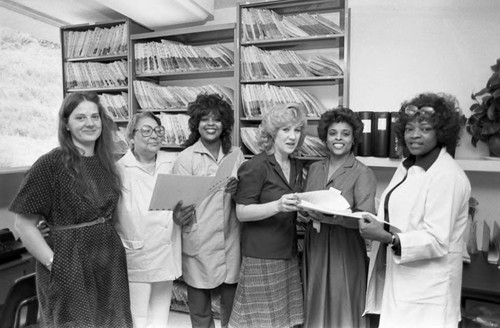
[148,150,239,211]
[297,188,401,232]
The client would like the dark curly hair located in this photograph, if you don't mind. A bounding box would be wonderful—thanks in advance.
[395,92,465,154]
[183,93,234,154]
[317,107,363,152]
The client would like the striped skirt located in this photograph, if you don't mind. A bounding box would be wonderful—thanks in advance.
[229,256,304,328]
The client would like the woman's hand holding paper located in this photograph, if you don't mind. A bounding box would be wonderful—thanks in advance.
[277,193,300,213]
[359,213,391,243]
[173,201,197,227]
[224,177,238,197]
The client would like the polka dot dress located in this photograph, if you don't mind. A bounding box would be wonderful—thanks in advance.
[10,148,132,328]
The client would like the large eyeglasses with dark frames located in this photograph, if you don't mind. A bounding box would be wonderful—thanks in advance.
[133,125,166,137]
[404,105,435,118]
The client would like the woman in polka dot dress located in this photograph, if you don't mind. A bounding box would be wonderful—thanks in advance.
[10,92,132,328]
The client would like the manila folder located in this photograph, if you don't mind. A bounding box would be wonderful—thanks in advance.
[148,150,239,211]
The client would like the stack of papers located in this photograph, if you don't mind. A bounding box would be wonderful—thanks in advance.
[297,188,400,231]
[297,188,361,218]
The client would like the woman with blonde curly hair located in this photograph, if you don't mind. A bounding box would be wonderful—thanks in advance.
[229,103,307,328]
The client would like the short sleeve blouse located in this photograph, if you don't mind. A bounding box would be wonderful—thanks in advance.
[235,152,303,259]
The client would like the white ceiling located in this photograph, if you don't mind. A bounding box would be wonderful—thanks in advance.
[0,0,234,43]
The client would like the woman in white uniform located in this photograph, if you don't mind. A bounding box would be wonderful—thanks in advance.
[359,92,471,328]
[114,112,195,328]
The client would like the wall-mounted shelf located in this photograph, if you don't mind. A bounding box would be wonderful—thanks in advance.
[356,156,500,173]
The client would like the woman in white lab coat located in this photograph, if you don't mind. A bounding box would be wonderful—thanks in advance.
[359,92,471,328]
[114,112,195,328]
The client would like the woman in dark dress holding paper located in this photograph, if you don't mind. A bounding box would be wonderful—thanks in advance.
[229,103,307,328]
[10,92,132,328]
[301,108,377,328]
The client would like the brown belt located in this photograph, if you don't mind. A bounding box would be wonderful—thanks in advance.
[51,216,110,231]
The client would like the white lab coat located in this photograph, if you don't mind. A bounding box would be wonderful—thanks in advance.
[173,141,244,289]
[364,148,471,328]
[114,150,182,282]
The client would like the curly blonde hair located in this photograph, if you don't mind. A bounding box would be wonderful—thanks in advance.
[257,103,308,154]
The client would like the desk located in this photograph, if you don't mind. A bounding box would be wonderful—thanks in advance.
[0,254,35,305]
[462,252,500,305]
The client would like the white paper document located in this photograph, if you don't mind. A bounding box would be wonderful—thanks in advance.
[297,188,400,231]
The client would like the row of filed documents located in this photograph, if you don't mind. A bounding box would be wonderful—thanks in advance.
[241,45,343,80]
[134,41,233,74]
[241,8,343,42]
[63,23,128,59]
[241,127,328,158]
[133,81,233,111]
[65,60,128,89]
[99,92,129,120]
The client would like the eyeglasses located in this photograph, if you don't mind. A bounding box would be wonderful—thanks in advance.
[404,105,435,118]
[134,125,165,138]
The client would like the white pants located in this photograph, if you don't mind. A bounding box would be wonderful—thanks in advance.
[129,281,174,328]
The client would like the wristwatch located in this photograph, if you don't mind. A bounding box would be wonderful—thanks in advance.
[388,232,397,247]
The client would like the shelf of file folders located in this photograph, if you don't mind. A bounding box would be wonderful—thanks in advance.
[133,41,234,75]
[241,127,328,159]
[356,111,404,159]
[98,92,129,121]
[133,80,234,112]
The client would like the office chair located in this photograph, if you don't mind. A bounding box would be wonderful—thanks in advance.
[0,272,38,328]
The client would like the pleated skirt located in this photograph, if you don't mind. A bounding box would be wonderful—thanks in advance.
[229,256,304,328]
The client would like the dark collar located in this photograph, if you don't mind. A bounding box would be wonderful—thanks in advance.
[402,146,441,171]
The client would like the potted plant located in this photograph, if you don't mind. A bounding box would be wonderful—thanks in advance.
[466,58,500,157]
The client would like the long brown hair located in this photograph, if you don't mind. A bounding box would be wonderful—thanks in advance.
[58,92,121,197]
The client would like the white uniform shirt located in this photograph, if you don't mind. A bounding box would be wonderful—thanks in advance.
[114,150,182,282]
[365,148,471,328]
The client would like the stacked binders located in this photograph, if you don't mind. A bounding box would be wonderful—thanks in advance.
[356,111,402,158]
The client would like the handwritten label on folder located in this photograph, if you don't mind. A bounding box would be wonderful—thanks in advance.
[148,151,239,211]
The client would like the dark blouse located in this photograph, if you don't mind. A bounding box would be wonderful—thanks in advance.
[235,152,303,259]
